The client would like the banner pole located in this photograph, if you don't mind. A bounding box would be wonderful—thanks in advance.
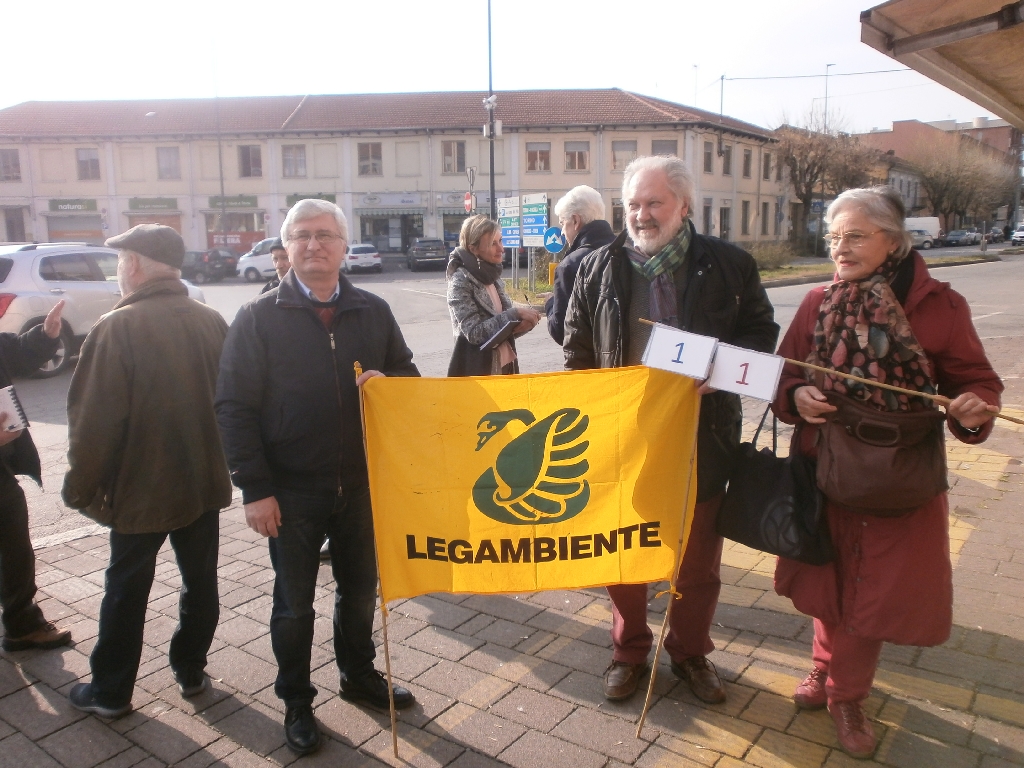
[636,396,702,739]
[354,362,399,758]
[638,318,1021,425]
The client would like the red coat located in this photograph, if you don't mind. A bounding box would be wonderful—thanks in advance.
[772,253,1003,646]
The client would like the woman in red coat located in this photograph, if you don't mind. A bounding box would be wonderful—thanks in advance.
[771,186,1002,759]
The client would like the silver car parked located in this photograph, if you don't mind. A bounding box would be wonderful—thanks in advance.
[0,243,205,377]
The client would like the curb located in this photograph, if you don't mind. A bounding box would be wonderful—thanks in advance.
[762,254,1003,289]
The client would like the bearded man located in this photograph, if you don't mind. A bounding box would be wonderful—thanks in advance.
[563,154,779,703]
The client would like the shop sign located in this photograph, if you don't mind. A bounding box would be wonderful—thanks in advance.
[286,193,337,207]
[128,197,177,211]
[209,195,258,209]
[49,198,97,212]
[359,193,422,207]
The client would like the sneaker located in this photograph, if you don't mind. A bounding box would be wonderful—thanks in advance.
[794,667,828,710]
[671,656,727,704]
[174,669,209,698]
[340,670,414,709]
[69,683,131,719]
[2,621,71,652]
[828,700,877,759]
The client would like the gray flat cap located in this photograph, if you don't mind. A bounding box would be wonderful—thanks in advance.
[105,224,185,269]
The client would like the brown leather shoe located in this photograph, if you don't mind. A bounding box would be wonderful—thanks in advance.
[671,656,726,704]
[794,667,828,710]
[828,700,877,759]
[603,661,647,701]
[2,622,71,652]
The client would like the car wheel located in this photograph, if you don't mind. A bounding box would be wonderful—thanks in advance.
[193,271,207,284]
[244,268,261,282]
[408,259,419,272]
[32,325,74,379]
[921,240,932,250]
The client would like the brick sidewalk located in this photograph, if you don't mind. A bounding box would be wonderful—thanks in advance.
[1,406,1022,768]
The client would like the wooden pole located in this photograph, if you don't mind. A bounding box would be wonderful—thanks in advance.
[638,319,1022,425]
[353,362,399,758]
[636,397,702,739]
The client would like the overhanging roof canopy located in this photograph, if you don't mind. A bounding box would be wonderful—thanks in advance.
[861,0,1024,130]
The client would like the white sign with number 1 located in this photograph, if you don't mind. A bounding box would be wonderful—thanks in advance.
[706,343,785,401]
[641,324,718,380]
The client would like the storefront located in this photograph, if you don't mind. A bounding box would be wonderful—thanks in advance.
[125,197,181,233]
[204,195,265,253]
[354,193,425,252]
[45,199,105,244]
[2,207,28,242]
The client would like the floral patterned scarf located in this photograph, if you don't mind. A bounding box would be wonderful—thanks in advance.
[809,253,937,412]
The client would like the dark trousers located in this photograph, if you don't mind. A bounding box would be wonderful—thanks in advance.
[607,494,725,664]
[269,486,377,707]
[89,510,220,707]
[0,469,45,638]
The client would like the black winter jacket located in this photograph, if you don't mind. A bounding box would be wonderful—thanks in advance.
[544,219,616,345]
[0,326,59,485]
[563,222,779,501]
[216,271,418,503]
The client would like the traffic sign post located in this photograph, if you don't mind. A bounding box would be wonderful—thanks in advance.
[497,195,521,249]
[521,193,547,248]
[543,226,564,254]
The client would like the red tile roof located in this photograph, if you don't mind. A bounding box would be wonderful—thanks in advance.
[0,89,770,140]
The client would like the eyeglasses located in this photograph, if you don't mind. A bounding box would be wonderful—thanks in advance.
[289,231,344,245]
[825,230,882,249]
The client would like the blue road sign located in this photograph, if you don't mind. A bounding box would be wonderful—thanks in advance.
[543,226,564,254]
[502,237,521,247]
[521,214,547,226]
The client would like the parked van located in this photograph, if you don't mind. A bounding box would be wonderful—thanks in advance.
[905,217,941,240]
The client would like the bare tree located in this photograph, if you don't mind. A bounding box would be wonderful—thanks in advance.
[824,133,875,197]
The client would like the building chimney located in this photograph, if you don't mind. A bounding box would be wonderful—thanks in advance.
[972,116,989,129]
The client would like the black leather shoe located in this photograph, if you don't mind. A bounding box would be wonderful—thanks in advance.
[340,670,414,709]
[284,705,321,756]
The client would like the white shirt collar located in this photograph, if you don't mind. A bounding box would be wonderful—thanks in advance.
[293,274,340,303]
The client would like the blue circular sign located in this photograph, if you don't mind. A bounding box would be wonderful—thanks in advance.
[543,226,565,254]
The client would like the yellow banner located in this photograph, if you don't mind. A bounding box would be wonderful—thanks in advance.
[362,367,699,602]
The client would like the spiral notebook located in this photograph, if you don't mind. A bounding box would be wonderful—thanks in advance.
[0,385,29,431]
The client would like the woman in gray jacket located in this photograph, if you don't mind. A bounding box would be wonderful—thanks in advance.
[446,215,540,376]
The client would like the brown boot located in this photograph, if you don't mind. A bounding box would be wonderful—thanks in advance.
[828,700,877,759]
[671,656,726,704]
[603,661,647,701]
[2,622,71,652]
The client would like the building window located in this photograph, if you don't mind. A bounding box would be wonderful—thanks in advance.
[358,142,382,176]
[238,145,262,178]
[722,145,733,176]
[761,201,769,236]
[76,148,101,180]
[742,149,752,178]
[611,140,637,171]
[564,141,589,171]
[611,199,624,232]
[703,199,713,235]
[0,149,20,182]
[442,141,465,174]
[526,142,551,172]
[774,202,782,236]
[156,147,180,180]
[763,152,772,181]
[703,142,713,174]
[282,145,307,178]
[741,200,750,236]
[720,207,731,240]
[652,139,677,157]
[776,160,783,182]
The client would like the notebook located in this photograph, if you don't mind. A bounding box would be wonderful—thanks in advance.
[0,385,29,431]
[480,320,520,352]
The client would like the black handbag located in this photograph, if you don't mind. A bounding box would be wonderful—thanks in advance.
[717,407,834,565]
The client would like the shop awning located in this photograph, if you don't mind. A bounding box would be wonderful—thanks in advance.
[860,0,1024,130]
[438,208,472,215]
[353,208,427,217]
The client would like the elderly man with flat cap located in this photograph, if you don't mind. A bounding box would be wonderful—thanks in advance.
[63,224,232,719]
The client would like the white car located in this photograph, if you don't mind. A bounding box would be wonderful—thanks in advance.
[238,250,277,282]
[343,243,382,273]
[1012,226,1024,246]
[0,243,205,377]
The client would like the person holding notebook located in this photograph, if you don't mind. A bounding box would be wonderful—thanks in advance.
[446,214,540,377]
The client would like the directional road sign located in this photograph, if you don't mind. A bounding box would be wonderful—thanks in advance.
[543,226,564,254]
[521,193,547,247]
[498,196,521,248]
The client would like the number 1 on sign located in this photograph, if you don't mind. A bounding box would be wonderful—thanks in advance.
[672,343,685,364]
[736,362,749,386]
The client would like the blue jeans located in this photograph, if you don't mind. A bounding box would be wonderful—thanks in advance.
[0,469,45,638]
[269,486,377,707]
[89,510,220,707]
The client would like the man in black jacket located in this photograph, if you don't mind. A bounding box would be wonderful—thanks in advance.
[216,199,419,756]
[0,300,71,653]
[564,155,778,705]
[545,185,616,345]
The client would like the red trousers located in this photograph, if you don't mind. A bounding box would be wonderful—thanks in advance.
[607,495,724,664]
[811,618,883,704]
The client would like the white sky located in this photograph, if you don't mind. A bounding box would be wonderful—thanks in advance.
[1,0,997,133]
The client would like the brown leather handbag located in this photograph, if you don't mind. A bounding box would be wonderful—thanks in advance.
[815,392,948,517]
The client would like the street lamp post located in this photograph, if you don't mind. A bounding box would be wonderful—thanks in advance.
[486,0,497,221]
[215,96,227,252]
[815,63,836,257]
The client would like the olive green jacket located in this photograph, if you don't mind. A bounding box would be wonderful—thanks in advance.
[62,278,232,533]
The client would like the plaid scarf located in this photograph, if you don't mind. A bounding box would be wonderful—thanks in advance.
[809,253,937,412]
[626,223,691,324]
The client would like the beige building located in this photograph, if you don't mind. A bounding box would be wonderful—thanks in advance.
[0,90,791,251]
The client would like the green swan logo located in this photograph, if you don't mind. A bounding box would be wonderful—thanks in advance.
[471,408,590,525]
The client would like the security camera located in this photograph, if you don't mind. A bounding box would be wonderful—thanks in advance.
[482,95,497,109]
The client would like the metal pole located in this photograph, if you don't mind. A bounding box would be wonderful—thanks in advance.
[693,65,698,107]
[816,64,835,258]
[215,96,227,251]
[488,0,497,221]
